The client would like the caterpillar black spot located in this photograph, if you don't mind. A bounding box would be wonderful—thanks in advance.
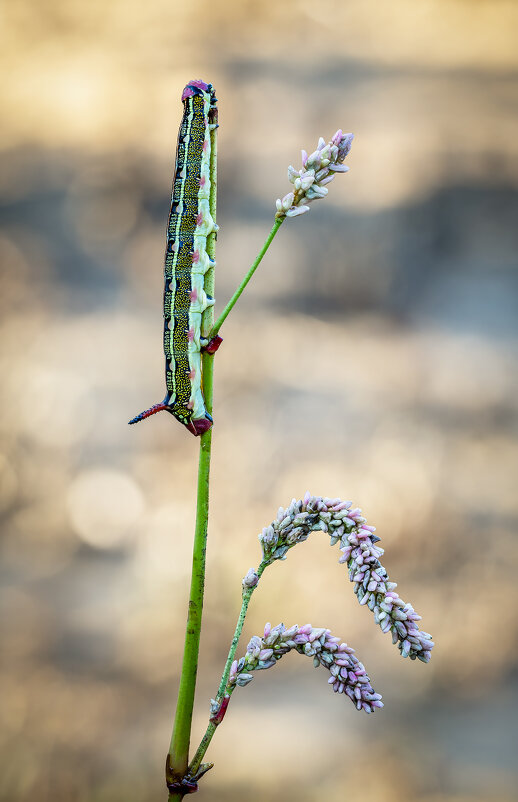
[130,79,220,436]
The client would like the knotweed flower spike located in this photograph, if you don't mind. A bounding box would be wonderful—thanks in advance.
[275,130,354,219]
[259,493,434,662]
[227,623,383,714]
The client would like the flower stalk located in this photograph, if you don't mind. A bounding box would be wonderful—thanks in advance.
[209,218,284,339]
[188,561,268,777]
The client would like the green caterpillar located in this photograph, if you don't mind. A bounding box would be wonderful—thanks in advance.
[130,80,221,436]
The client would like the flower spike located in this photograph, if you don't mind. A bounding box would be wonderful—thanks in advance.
[228,623,383,714]
[259,494,434,663]
[275,131,354,219]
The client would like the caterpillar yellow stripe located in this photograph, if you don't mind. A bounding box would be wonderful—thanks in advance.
[130,80,221,436]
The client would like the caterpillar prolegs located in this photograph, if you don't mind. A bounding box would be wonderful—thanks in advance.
[129,80,221,436]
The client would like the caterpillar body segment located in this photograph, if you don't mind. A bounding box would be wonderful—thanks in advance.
[130,79,219,436]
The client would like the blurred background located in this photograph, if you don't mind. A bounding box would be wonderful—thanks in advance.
[1,1,517,800]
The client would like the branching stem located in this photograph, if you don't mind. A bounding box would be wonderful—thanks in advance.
[189,561,268,776]
[210,217,284,339]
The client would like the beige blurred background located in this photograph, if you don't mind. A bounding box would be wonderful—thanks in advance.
[1,1,517,800]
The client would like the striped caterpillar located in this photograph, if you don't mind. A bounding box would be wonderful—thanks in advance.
[130,80,221,436]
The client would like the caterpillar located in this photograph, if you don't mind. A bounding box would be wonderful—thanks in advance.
[129,79,221,436]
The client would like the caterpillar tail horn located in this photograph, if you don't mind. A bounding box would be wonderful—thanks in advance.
[128,402,169,425]
[129,400,213,437]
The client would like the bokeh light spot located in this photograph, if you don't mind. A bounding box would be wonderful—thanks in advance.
[67,468,144,549]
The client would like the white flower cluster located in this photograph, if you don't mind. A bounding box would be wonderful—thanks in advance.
[275,130,354,219]
[259,493,434,662]
[227,622,382,714]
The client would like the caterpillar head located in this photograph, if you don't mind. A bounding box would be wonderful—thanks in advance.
[182,80,213,101]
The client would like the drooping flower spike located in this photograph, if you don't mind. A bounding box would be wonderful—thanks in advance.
[275,130,354,219]
[259,493,434,662]
[226,623,383,714]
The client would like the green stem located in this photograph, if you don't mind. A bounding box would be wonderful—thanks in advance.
[210,217,284,339]
[188,561,268,776]
[167,429,212,800]
[167,111,218,801]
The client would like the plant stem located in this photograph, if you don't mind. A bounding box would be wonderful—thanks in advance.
[188,561,268,776]
[167,111,218,801]
[209,217,284,339]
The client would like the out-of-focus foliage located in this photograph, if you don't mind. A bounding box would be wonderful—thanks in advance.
[1,1,517,800]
